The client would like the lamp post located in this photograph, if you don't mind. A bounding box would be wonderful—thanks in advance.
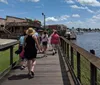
[42,13,46,30]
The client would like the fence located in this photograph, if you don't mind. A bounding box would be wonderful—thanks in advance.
[60,36,100,85]
[0,40,19,79]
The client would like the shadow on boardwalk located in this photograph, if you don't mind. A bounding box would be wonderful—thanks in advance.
[8,74,29,80]
[58,53,71,85]
[0,50,73,85]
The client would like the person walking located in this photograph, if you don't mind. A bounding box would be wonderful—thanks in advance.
[19,34,26,70]
[41,31,48,57]
[15,29,27,70]
[24,27,41,78]
[33,29,41,53]
[50,30,60,55]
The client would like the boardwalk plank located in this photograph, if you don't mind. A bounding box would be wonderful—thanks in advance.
[0,50,72,85]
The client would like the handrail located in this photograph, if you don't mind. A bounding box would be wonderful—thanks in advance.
[0,39,19,79]
[60,36,100,85]
[61,36,100,69]
[0,39,19,50]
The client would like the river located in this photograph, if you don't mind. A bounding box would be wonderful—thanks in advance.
[72,32,100,57]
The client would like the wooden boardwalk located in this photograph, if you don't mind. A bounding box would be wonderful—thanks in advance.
[0,49,74,85]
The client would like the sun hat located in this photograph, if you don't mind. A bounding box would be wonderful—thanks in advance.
[26,27,35,35]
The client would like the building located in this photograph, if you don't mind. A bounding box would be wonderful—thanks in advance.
[46,24,67,36]
[0,16,42,39]
[47,24,67,30]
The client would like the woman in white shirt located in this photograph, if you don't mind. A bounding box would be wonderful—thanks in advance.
[41,31,48,57]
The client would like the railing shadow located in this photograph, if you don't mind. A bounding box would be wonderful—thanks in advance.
[58,48,71,85]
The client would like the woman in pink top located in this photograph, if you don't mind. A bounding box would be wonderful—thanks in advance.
[50,30,60,55]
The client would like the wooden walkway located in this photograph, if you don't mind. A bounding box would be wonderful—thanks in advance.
[0,49,74,85]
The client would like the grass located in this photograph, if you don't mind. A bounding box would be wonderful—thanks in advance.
[0,45,19,73]
[72,51,100,85]
[80,56,90,85]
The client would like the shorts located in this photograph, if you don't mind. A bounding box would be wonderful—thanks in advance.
[42,41,48,46]
[52,44,59,50]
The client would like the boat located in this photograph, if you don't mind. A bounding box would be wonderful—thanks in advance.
[64,31,76,40]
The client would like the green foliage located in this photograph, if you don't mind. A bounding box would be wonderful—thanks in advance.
[57,30,66,36]
[0,49,10,72]
[0,45,19,73]
[46,28,53,36]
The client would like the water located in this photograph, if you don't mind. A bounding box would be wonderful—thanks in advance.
[73,32,100,57]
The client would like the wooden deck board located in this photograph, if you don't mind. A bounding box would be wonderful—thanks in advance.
[0,50,72,85]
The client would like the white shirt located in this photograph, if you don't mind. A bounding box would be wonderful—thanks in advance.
[42,34,48,42]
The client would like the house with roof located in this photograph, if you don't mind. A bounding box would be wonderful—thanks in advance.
[0,16,42,39]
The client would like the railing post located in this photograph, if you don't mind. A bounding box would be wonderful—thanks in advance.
[71,47,74,68]
[77,52,81,82]
[67,43,69,59]
[60,38,63,47]
[90,50,97,85]
[62,39,64,51]
[63,40,65,51]
[65,42,67,55]
[63,41,65,54]
[64,42,66,55]
[10,46,13,67]
[67,34,70,40]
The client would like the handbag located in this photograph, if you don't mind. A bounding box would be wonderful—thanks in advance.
[19,49,24,58]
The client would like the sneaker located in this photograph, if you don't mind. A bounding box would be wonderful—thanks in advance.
[55,52,57,54]
[20,66,25,70]
[52,52,55,55]
[30,71,34,78]
[28,71,34,79]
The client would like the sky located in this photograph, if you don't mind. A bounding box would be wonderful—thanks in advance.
[0,0,100,28]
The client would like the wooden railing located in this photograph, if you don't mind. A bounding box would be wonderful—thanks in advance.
[60,36,100,85]
[0,40,19,79]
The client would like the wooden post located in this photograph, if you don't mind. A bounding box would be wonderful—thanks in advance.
[10,46,13,67]
[71,47,74,69]
[77,52,81,82]
[65,42,67,55]
[67,34,70,40]
[67,43,69,59]
[90,49,97,85]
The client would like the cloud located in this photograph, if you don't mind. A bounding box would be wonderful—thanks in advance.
[72,14,80,17]
[65,14,100,28]
[46,15,70,22]
[0,0,8,4]
[70,5,94,13]
[70,14,100,28]
[71,5,85,9]
[86,7,94,13]
[65,0,74,4]
[77,0,100,7]
[34,4,44,8]
[92,14,100,20]
[87,14,100,23]
[20,0,40,2]
[66,20,84,28]
[46,17,58,22]
[60,15,70,20]
[28,0,39,2]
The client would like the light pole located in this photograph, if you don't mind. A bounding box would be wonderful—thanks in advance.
[42,13,46,29]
